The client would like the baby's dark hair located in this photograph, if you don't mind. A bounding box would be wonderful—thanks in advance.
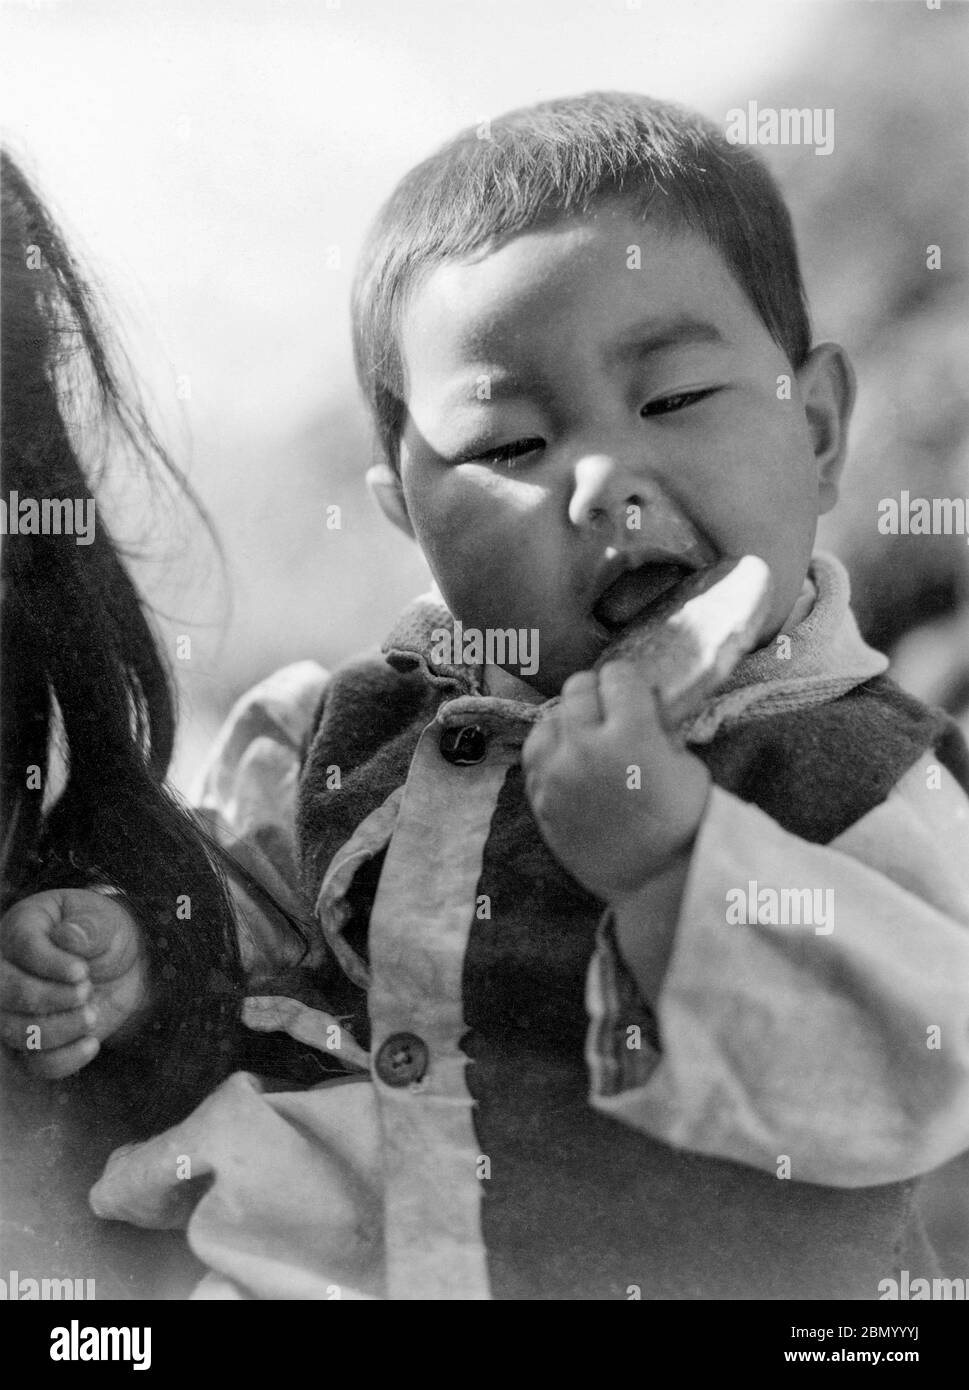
[352,90,812,472]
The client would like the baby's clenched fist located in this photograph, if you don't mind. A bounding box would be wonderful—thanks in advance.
[522,661,711,900]
[0,888,151,1079]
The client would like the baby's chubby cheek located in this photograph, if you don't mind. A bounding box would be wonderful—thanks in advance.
[693,454,820,640]
[409,469,553,625]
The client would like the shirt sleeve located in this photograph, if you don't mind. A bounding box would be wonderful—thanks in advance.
[586,750,969,1187]
[192,661,331,978]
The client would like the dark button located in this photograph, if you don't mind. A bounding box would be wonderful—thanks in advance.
[439,724,488,765]
[375,1032,429,1087]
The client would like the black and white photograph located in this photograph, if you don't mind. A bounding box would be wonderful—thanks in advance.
[1,0,967,1338]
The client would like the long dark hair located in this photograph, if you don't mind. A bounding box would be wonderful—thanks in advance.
[0,151,301,1133]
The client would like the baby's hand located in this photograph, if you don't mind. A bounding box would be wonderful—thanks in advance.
[522,662,711,900]
[0,888,151,1079]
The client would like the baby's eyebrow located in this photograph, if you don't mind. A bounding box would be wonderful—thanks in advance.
[607,315,730,363]
[442,370,551,409]
[442,316,729,408]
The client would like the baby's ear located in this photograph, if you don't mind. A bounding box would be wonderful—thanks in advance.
[366,462,416,539]
[795,342,856,514]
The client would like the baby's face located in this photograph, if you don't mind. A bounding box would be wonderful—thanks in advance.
[397,209,840,695]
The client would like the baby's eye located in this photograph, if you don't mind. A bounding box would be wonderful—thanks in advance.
[641,389,718,418]
[469,437,545,468]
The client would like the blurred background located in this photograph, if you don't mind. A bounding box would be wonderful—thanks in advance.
[3,0,966,784]
[2,0,968,1272]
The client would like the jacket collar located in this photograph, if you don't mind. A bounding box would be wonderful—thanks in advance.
[381,552,888,742]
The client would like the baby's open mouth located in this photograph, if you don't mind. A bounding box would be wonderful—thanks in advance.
[592,561,697,633]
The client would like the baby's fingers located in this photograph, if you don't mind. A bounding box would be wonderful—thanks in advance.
[21,1036,101,1081]
[599,660,665,734]
[49,898,135,965]
[0,962,91,1014]
[0,898,89,984]
[558,670,604,728]
[0,1002,98,1053]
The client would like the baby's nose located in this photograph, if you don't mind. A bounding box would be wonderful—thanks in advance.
[568,455,698,555]
[568,455,626,532]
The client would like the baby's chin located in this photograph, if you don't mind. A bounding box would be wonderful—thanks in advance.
[770,574,818,645]
[527,661,586,698]
[522,644,601,697]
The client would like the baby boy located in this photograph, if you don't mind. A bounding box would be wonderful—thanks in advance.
[5,92,969,1301]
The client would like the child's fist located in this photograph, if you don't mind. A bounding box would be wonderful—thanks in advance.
[521,661,711,900]
[0,888,151,1079]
